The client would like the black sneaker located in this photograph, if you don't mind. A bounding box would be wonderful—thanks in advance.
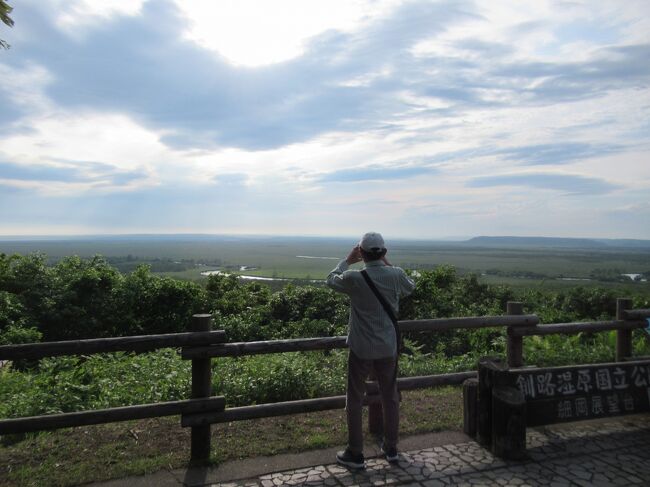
[381,444,399,462]
[336,449,366,469]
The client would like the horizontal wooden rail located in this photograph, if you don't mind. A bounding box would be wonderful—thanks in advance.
[623,309,650,320]
[182,336,347,359]
[508,320,648,337]
[0,330,226,361]
[624,355,650,361]
[399,315,539,333]
[182,371,477,427]
[182,396,347,427]
[365,371,476,394]
[0,396,225,435]
[3,304,646,445]
[182,316,540,359]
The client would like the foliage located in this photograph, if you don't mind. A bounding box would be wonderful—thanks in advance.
[590,268,632,283]
[399,267,515,355]
[0,0,13,50]
[517,286,619,323]
[0,324,41,346]
[115,265,208,336]
[206,273,267,317]
[207,275,349,342]
[0,349,190,419]
[0,254,207,341]
[401,266,515,319]
[213,351,347,406]
[523,333,615,367]
[1,252,649,423]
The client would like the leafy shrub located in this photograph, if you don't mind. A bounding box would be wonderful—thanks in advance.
[0,324,42,345]
[0,349,191,419]
[523,332,615,367]
[1,254,649,422]
[0,254,207,340]
[213,352,347,406]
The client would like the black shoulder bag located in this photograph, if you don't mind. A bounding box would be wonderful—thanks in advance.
[360,269,402,355]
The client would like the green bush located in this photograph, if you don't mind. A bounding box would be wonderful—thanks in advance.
[0,349,191,419]
[1,254,649,422]
[0,324,42,346]
[213,352,347,406]
[523,332,615,367]
[0,254,208,340]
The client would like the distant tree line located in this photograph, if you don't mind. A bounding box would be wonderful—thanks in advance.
[484,269,548,279]
[1,252,648,353]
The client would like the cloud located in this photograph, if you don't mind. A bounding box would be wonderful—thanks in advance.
[1,0,649,238]
[0,158,147,186]
[495,142,624,165]
[3,0,476,151]
[0,93,23,128]
[213,173,248,186]
[491,44,650,102]
[468,173,620,195]
[7,0,648,154]
[317,164,433,183]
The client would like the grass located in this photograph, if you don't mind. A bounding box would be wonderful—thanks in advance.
[2,236,648,283]
[0,387,463,487]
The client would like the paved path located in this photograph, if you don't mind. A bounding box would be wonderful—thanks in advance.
[95,414,650,487]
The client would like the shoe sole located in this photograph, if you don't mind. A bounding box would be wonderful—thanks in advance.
[381,449,399,462]
[336,457,366,469]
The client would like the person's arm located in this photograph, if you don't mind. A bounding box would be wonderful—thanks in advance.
[379,251,414,296]
[398,268,416,297]
[326,246,361,294]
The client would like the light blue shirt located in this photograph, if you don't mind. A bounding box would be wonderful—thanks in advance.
[327,259,415,359]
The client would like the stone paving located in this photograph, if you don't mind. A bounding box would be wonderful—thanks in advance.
[209,415,650,487]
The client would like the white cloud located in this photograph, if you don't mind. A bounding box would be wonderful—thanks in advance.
[0,62,54,114]
[174,0,397,66]
[1,0,649,238]
[54,0,145,32]
[0,112,165,193]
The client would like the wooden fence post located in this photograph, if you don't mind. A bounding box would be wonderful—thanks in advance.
[190,314,213,463]
[462,378,478,437]
[477,357,504,446]
[506,302,524,368]
[491,386,526,460]
[616,298,633,362]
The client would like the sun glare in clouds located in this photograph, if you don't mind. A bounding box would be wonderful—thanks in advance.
[174,0,395,67]
[0,112,165,194]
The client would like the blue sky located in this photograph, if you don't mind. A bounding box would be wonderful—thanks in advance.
[0,0,649,239]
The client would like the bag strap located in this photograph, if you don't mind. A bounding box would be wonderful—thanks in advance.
[360,269,401,349]
[360,270,398,324]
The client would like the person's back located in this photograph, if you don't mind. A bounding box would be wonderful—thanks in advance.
[326,232,415,469]
[328,255,414,360]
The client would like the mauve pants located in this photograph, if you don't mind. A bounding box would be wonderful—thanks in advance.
[346,350,399,454]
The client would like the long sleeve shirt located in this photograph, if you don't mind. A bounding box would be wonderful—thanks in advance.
[327,259,415,359]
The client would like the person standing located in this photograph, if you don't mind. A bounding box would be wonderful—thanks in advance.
[327,232,415,469]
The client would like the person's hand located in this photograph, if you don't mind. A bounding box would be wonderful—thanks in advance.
[381,253,392,266]
[346,245,362,265]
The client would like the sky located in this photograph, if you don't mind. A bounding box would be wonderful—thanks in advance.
[0,0,649,240]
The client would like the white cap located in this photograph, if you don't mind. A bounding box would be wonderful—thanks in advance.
[359,232,386,252]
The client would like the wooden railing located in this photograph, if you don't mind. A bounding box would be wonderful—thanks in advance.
[0,299,648,463]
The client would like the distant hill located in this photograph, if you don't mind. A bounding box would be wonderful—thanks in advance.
[464,236,650,249]
[593,239,650,249]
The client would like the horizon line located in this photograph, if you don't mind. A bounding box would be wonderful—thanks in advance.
[0,233,649,243]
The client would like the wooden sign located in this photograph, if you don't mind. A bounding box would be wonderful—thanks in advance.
[496,360,650,426]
